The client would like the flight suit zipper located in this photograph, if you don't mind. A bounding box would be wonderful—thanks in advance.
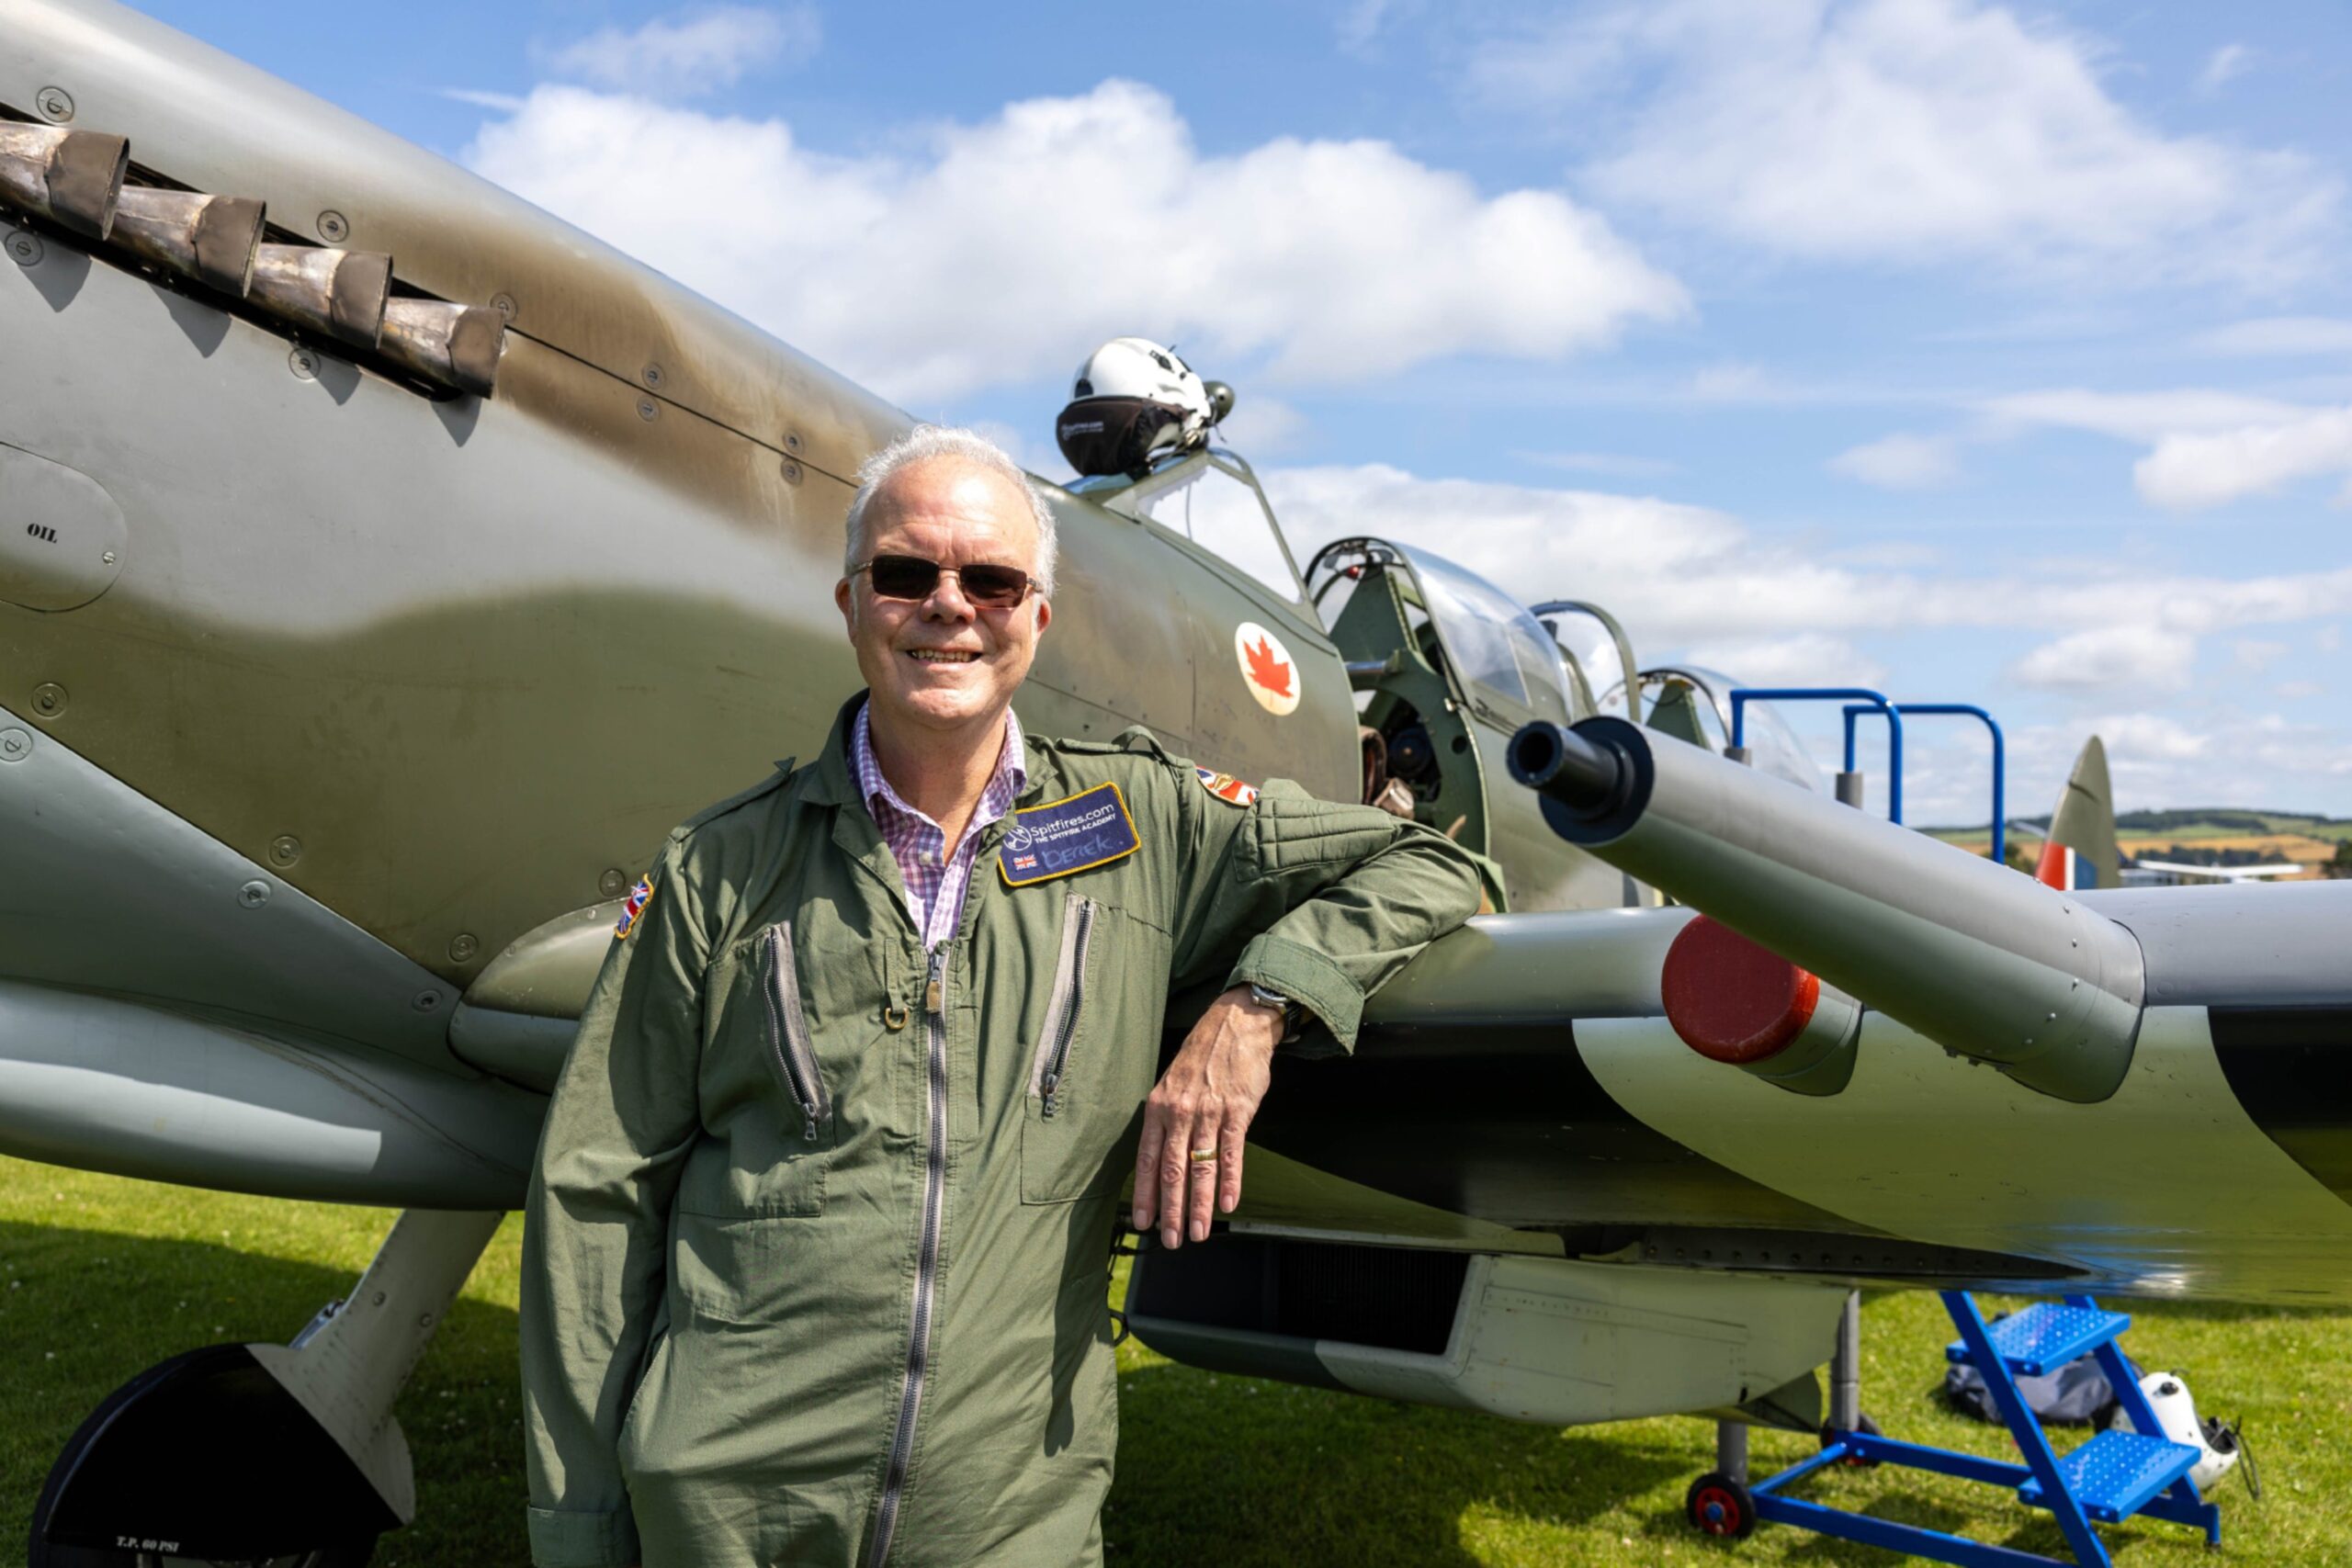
[868,946,949,1568]
[1029,895,1097,1119]
[760,923,830,1140]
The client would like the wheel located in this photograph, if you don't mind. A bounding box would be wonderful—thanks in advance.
[1685,1471,1757,1540]
[29,1343,396,1568]
[33,1545,371,1568]
[1822,1411,1883,1467]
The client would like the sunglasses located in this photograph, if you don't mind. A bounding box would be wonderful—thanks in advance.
[853,554,1035,608]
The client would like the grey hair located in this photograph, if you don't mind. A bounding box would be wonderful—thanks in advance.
[843,425,1059,599]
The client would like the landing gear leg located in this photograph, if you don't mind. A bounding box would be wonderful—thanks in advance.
[29,1209,503,1568]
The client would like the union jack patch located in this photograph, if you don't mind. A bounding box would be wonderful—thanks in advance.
[1195,766,1259,807]
[613,874,654,941]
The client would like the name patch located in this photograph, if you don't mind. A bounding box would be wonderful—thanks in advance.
[999,782,1141,886]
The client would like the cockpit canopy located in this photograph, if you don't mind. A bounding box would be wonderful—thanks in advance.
[1306,538,1575,728]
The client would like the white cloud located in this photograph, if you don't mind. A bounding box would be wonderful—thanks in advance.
[1515,450,1678,478]
[2009,625,2197,692]
[1690,361,1769,400]
[1257,461,2352,649]
[466,80,1687,402]
[1477,0,2337,285]
[1983,387,2306,444]
[1679,632,1885,686]
[2192,317,2352,356]
[1828,431,1961,489]
[2085,712,2211,762]
[2134,406,2352,511]
[1973,386,2352,511]
[2232,637,2290,673]
[2196,43,2252,96]
[547,6,820,96]
[1214,394,1308,457]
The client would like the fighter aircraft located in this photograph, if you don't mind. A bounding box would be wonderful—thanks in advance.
[5,3,2348,1563]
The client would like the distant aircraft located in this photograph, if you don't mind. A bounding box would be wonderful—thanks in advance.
[2121,861,2304,886]
[4,4,2347,1564]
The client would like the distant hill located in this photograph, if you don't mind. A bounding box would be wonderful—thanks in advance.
[1926,808,2352,879]
[1934,809,2352,842]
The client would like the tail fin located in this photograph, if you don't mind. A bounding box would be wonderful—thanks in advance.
[2033,736,2120,890]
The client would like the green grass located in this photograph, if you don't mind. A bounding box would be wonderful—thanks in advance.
[6,1156,2348,1564]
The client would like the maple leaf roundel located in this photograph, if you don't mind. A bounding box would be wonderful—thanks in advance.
[1233,620,1301,716]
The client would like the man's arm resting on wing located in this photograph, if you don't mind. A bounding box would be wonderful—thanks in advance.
[1136,778,1483,1246]
[519,839,707,1568]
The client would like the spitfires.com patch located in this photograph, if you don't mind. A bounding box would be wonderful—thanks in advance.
[1194,766,1260,807]
[613,874,654,941]
[999,782,1141,886]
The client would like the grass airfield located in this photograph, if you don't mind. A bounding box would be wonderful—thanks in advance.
[5,1156,2348,1565]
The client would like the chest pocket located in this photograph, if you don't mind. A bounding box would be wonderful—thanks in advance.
[1021,892,1170,1204]
[679,920,839,1221]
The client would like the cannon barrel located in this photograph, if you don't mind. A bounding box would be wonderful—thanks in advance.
[1508,717,2145,1102]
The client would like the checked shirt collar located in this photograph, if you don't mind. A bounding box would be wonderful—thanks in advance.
[852,700,1028,951]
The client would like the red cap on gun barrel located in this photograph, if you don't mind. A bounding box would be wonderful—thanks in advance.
[1661,915,1819,1064]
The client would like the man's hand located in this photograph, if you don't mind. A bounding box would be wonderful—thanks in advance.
[1132,986,1283,1248]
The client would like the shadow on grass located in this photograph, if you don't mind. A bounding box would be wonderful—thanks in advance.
[12,1216,2285,1568]
[0,1221,528,1567]
[1104,1362,1690,1567]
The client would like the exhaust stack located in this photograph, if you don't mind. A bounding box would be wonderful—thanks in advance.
[380,299,506,398]
[249,244,390,348]
[108,187,264,297]
[0,122,127,239]
[1510,717,2145,1102]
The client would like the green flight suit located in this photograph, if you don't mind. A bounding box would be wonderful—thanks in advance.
[521,695,1481,1567]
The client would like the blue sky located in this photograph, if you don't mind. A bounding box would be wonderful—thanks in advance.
[141,0,2352,822]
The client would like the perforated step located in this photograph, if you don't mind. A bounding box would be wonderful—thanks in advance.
[2017,1429,2199,1523]
[1945,1301,2130,1377]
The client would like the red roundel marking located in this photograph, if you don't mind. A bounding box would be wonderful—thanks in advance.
[1661,915,1820,1065]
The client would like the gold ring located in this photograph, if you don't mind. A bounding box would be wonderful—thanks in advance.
[1188,1146,1217,1163]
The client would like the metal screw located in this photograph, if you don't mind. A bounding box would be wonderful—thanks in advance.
[637,397,659,422]
[36,87,74,123]
[784,431,802,453]
[372,1290,387,1307]
[288,346,319,381]
[238,880,271,908]
[781,458,802,485]
[30,682,66,718]
[412,989,442,1013]
[598,867,627,897]
[269,835,302,867]
[490,292,517,321]
[641,363,664,389]
[0,728,29,763]
[100,550,116,566]
[418,1312,435,1328]
[316,210,350,243]
[448,932,480,963]
[6,231,42,267]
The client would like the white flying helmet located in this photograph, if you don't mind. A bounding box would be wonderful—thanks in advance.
[1056,337,1216,477]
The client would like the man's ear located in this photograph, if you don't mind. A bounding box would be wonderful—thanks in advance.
[834,575,856,635]
[1032,596,1052,638]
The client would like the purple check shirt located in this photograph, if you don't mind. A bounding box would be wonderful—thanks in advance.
[853,702,1028,951]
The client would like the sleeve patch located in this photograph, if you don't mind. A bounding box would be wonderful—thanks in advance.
[1194,766,1260,807]
[613,874,654,941]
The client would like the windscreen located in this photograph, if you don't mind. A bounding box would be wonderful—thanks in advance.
[1390,543,1573,725]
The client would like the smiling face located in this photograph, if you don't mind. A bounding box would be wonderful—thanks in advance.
[834,455,1052,741]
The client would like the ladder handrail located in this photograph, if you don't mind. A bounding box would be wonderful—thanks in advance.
[1843,702,2007,866]
[1727,687,1904,824]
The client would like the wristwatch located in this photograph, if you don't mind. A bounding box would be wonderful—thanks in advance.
[1246,982,1303,1042]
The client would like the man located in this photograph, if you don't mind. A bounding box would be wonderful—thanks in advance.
[521,426,1480,1567]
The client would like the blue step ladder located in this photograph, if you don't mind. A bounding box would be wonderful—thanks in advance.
[1711,1292,2222,1565]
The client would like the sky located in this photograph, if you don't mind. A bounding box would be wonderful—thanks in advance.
[139,0,2352,824]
